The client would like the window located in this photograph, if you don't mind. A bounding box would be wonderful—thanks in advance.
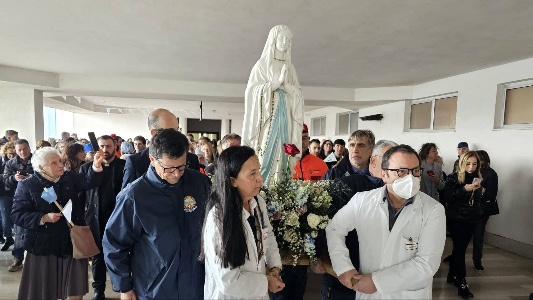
[43,107,74,140]
[312,116,326,136]
[337,111,359,135]
[409,94,457,131]
[499,81,533,127]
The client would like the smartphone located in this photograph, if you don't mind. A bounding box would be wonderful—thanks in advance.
[18,171,29,176]
[426,170,435,176]
[88,132,100,153]
[472,178,483,185]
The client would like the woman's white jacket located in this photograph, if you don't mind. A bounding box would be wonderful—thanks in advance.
[203,195,282,299]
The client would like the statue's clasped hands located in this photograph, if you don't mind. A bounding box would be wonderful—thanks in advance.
[273,64,288,91]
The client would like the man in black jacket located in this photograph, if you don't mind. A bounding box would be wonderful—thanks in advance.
[122,108,199,189]
[2,139,33,271]
[81,135,125,300]
[313,140,397,300]
[323,130,375,180]
[1,130,19,144]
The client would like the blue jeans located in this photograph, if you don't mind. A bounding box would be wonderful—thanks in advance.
[0,196,13,238]
[12,225,24,261]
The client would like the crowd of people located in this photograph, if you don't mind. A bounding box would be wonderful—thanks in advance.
[0,107,504,299]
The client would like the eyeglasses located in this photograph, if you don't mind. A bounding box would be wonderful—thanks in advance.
[156,160,186,173]
[383,167,424,177]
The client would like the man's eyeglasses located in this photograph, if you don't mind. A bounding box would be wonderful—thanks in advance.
[156,160,186,174]
[383,167,424,177]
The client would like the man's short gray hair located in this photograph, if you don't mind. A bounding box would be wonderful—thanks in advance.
[348,130,376,149]
[32,147,60,173]
[221,133,242,148]
[372,140,398,156]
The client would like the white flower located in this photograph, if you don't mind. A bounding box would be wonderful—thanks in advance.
[310,231,318,238]
[318,216,330,229]
[285,212,300,227]
[283,230,299,243]
[307,213,321,229]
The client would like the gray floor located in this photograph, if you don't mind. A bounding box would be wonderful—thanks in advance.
[0,238,532,299]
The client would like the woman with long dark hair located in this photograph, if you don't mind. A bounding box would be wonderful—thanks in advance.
[472,150,498,272]
[202,146,284,299]
[320,139,334,159]
[445,151,483,298]
[419,143,445,202]
[61,143,86,173]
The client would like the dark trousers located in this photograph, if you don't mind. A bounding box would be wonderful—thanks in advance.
[0,196,13,238]
[270,265,308,300]
[448,219,476,278]
[472,216,489,263]
[321,274,356,300]
[92,251,107,293]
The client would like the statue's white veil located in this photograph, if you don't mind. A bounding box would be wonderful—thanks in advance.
[259,25,293,82]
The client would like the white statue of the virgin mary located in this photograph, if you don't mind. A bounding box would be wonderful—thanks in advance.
[242,25,304,185]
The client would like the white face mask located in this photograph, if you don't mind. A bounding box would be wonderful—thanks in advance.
[391,174,420,199]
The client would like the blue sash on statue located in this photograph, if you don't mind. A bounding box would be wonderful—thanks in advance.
[260,89,289,184]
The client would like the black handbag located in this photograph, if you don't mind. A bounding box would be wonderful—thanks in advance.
[483,200,500,216]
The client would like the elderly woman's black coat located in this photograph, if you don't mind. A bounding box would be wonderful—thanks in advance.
[11,168,103,257]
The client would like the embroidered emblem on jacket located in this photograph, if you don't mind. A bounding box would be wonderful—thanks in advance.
[184,196,197,212]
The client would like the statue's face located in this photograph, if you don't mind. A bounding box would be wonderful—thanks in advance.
[276,30,291,53]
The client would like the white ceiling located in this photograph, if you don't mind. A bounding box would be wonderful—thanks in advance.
[2,0,533,114]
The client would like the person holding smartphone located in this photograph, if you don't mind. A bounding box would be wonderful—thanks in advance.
[444,151,483,298]
[419,143,445,203]
[2,139,34,272]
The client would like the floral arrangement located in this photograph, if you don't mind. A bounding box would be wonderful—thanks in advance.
[261,143,334,265]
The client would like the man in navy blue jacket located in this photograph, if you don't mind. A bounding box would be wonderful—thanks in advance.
[121,108,199,189]
[103,129,210,300]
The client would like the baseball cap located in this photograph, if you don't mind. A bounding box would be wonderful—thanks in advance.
[83,144,93,153]
[302,124,308,133]
[457,142,469,148]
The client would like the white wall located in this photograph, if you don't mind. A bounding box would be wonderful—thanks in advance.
[349,58,533,247]
[73,112,245,141]
[304,107,354,141]
[73,113,150,140]
[232,116,243,137]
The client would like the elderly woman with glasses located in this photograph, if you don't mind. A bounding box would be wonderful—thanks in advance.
[11,147,104,300]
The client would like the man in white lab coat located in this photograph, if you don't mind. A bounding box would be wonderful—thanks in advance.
[326,145,446,299]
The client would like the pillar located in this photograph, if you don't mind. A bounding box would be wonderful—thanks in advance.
[220,118,230,138]
[0,87,43,147]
